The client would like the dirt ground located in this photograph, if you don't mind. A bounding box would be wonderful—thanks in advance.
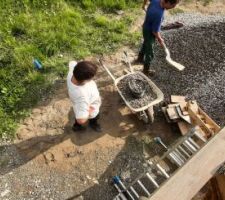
[1,2,225,200]
[0,45,179,199]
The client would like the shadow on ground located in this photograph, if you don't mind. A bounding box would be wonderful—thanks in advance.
[0,82,146,177]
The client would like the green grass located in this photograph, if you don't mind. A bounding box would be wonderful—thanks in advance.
[169,7,184,15]
[0,0,142,139]
[182,0,213,6]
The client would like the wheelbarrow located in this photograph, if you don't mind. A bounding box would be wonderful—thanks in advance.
[99,53,164,123]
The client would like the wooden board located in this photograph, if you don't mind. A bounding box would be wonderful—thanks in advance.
[177,121,192,135]
[167,107,179,120]
[171,95,186,103]
[188,102,220,138]
[149,128,225,200]
[216,175,225,200]
[162,107,171,123]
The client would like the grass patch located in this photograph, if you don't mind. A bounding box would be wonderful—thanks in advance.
[181,0,213,6]
[169,7,184,15]
[0,0,142,139]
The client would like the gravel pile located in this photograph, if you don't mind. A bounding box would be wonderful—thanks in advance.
[150,13,225,125]
[117,73,157,109]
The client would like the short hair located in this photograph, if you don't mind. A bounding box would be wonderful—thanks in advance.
[73,61,97,82]
[165,0,179,4]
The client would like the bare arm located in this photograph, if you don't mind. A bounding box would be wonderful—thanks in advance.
[142,0,148,11]
[153,32,164,47]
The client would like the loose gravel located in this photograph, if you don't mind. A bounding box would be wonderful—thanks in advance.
[150,13,225,125]
[117,73,157,109]
[1,13,225,200]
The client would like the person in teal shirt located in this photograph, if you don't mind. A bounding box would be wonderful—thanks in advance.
[137,0,180,75]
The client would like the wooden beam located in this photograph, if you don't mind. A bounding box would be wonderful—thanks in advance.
[216,175,225,200]
[149,128,225,200]
[171,95,186,103]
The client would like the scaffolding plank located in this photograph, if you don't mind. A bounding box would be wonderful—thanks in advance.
[149,128,225,200]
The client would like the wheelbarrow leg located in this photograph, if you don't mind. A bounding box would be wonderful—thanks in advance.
[147,106,154,123]
[137,111,149,123]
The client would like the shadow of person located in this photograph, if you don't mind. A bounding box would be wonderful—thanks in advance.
[0,84,145,176]
[65,135,147,200]
[70,88,146,146]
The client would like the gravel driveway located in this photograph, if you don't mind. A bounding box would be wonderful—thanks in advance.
[151,13,225,126]
[0,13,225,200]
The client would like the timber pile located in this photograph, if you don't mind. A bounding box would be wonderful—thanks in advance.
[162,95,221,139]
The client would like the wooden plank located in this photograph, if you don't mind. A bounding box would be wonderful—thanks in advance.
[188,102,220,137]
[183,111,189,116]
[168,103,179,108]
[166,107,179,120]
[216,175,225,200]
[149,128,225,200]
[171,95,186,103]
[198,107,221,133]
[188,100,199,113]
[188,107,213,138]
[195,126,208,139]
[162,107,171,123]
[177,121,192,135]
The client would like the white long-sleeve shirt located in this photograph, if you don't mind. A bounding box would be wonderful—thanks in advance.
[67,61,101,119]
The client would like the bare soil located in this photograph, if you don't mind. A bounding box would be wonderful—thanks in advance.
[1,3,225,200]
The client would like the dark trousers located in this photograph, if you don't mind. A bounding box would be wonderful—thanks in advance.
[139,28,155,71]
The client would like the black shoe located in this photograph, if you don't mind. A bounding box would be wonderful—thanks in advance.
[89,115,102,132]
[72,122,86,132]
[89,122,102,132]
[132,54,144,65]
[143,69,155,76]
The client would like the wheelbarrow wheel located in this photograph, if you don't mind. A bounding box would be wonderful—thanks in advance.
[147,106,154,124]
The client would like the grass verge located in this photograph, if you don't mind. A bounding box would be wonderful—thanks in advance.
[0,0,142,139]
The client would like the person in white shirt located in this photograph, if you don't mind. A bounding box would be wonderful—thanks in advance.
[67,60,101,132]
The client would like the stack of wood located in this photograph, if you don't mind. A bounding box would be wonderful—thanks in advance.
[162,95,221,139]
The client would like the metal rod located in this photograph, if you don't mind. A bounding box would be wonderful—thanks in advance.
[167,152,183,167]
[182,142,195,154]
[172,150,186,164]
[137,180,151,197]
[193,130,207,143]
[130,186,140,199]
[155,163,170,178]
[146,173,159,188]
[154,137,168,149]
[174,149,187,162]
[188,137,200,149]
[184,140,197,152]
[113,176,135,200]
[113,194,122,200]
[178,145,191,158]
[113,184,128,200]
[154,137,183,166]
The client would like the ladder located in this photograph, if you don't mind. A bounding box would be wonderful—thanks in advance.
[112,127,207,200]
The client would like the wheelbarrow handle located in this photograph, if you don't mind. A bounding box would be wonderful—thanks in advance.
[123,51,134,73]
[98,58,116,82]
